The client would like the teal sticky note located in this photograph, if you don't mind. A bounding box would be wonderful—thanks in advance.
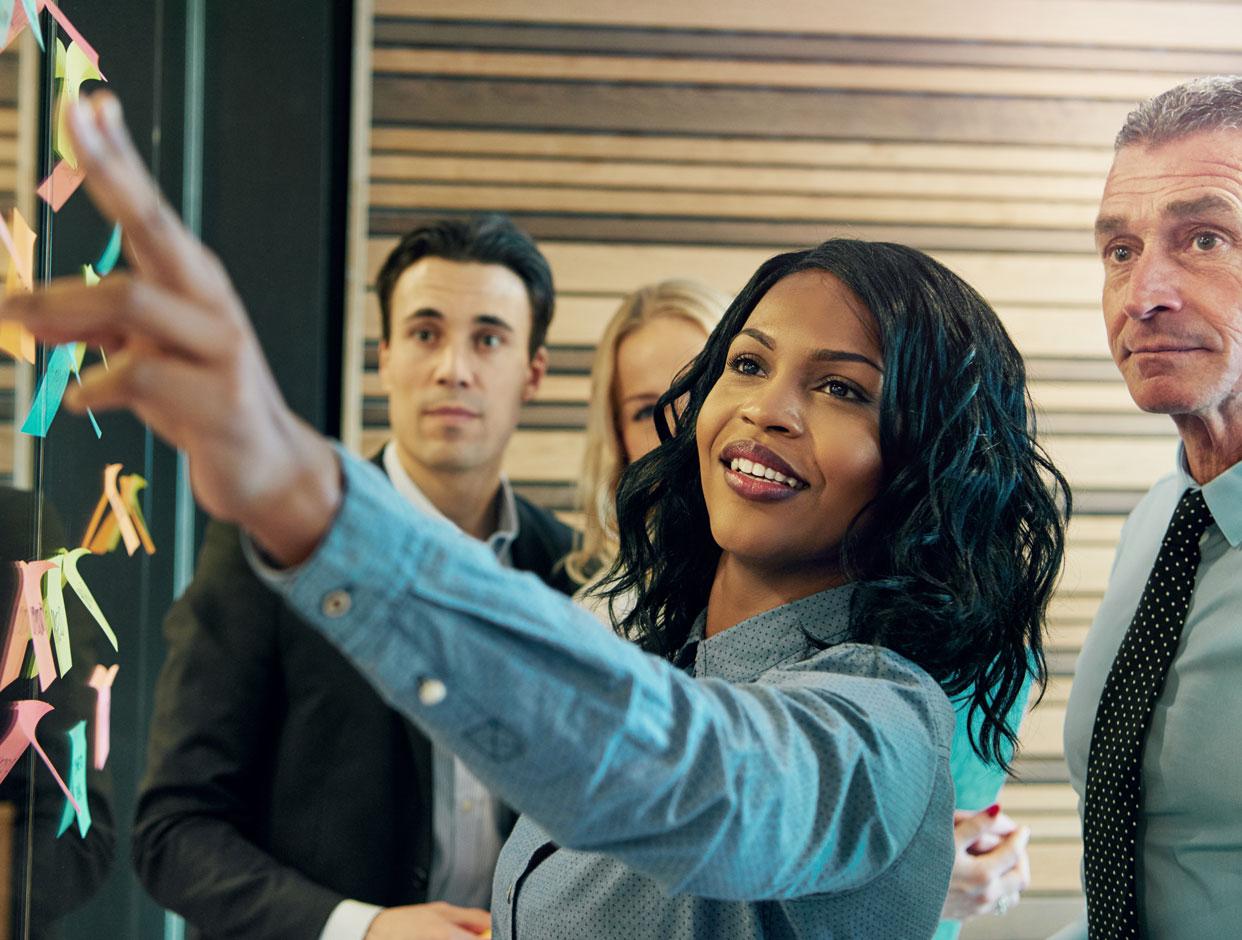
[21,343,76,437]
[56,720,90,838]
[19,0,40,52]
[95,223,121,275]
[0,2,14,50]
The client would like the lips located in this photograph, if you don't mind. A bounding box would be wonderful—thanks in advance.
[719,440,808,499]
[422,403,480,420]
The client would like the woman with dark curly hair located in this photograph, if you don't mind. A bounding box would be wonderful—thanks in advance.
[9,103,1065,938]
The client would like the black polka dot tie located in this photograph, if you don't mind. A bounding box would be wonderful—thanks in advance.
[1083,487,1214,940]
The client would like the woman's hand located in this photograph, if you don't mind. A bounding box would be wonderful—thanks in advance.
[0,92,340,565]
[940,804,1031,920]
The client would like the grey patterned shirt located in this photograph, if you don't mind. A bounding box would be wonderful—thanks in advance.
[261,449,958,940]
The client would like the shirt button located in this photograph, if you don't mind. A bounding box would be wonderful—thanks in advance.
[418,678,447,706]
[461,799,474,813]
[321,589,351,618]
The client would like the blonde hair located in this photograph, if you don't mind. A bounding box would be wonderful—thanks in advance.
[563,279,729,586]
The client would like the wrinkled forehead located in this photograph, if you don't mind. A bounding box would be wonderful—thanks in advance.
[1099,129,1242,225]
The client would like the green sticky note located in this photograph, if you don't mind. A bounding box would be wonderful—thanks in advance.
[42,554,71,676]
[60,548,117,651]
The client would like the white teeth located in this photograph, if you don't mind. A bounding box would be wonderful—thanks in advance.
[727,456,803,488]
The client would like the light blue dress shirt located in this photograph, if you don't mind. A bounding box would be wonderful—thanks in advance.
[1058,448,1242,940]
[255,449,957,939]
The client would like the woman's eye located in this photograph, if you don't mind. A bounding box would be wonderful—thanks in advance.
[631,404,656,423]
[825,379,863,401]
[728,354,762,376]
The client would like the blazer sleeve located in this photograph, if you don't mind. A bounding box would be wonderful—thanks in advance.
[132,521,345,940]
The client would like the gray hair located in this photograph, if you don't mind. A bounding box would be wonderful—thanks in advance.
[1115,75,1242,150]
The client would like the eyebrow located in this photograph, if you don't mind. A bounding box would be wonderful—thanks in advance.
[400,308,515,332]
[1095,194,1239,237]
[739,327,883,373]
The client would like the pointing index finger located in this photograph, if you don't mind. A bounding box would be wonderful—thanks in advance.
[68,93,228,304]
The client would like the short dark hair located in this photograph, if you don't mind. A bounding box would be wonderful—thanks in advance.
[375,214,554,357]
[605,238,1069,770]
[1115,75,1242,150]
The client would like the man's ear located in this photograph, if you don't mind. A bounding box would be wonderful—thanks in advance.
[523,345,550,402]
[378,339,392,393]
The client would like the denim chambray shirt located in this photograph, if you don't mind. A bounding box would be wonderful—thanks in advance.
[255,449,956,939]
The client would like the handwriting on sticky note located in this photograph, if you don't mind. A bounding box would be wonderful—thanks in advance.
[42,553,71,676]
[56,719,90,838]
[0,560,60,692]
[88,664,117,770]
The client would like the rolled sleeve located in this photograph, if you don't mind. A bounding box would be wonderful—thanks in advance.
[252,447,951,900]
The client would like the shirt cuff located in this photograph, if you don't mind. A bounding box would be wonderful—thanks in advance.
[319,899,383,940]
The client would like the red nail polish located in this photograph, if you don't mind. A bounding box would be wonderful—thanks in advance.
[985,803,1001,817]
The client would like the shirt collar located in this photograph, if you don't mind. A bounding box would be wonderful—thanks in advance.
[1174,442,1242,548]
[382,441,520,557]
[679,584,855,682]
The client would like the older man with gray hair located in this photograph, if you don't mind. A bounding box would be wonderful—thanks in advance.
[1054,75,1242,940]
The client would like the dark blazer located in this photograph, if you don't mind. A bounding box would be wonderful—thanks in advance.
[131,456,576,940]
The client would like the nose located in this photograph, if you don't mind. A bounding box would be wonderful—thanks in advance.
[431,338,473,388]
[1119,247,1183,321]
[739,377,804,436]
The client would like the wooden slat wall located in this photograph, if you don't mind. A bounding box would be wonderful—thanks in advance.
[0,44,29,487]
[350,5,1242,935]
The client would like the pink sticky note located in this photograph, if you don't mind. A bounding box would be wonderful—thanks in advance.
[87,663,116,770]
[0,560,60,692]
[0,700,81,815]
[37,159,85,212]
[103,464,141,556]
[41,1,102,78]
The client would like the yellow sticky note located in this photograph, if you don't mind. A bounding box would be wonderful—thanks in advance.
[53,40,104,169]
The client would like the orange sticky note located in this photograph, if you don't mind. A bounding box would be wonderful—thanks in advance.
[0,208,34,293]
[81,465,154,556]
[0,322,35,363]
[87,664,117,770]
[0,700,81,816]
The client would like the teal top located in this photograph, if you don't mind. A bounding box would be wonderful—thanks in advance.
[934,674,1033,940]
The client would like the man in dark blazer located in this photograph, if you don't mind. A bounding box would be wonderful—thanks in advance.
[132,215,577,940]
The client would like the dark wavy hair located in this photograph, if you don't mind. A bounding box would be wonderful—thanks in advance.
[601,239,1069,769]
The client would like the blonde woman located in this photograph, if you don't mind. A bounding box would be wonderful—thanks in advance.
[564,279,729,596]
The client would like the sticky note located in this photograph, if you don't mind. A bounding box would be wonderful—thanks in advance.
[0,560,60,692]
[43,1,99,76]
[103,464,140,555]
[42,553,70,675]
[119,474,155,555]
[0,321,35,363]
[20,342,76,437]
[0,2,16,51]
[0,701,81,816]
[87,664,116,770]
[94,223,121,275]
[59,547,116,650]
[37,159,85,212]
[0,207,34,293]
[54,39,104,169]
[55,719,89,837]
